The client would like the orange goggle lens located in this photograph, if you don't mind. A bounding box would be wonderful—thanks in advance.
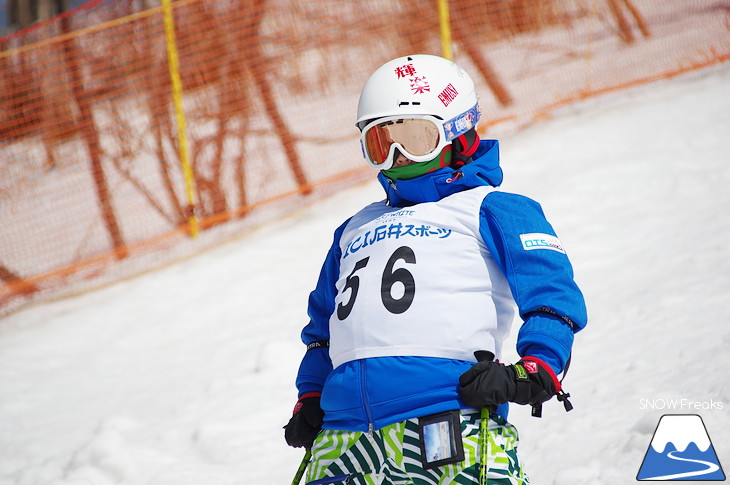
[362,118,441,166]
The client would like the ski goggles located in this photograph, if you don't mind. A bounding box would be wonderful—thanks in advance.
[359,115,448,170]
[359,104,480,170]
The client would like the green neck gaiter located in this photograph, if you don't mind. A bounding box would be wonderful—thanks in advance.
[382,146,453,181]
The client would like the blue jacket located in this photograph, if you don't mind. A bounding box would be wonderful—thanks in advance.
[296,140,587,431]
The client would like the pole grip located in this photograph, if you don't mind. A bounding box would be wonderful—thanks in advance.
[474,350,494,363]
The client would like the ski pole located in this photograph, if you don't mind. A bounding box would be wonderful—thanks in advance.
[291,448,312,485]
[474,351,495,485]
[479,406,489,485]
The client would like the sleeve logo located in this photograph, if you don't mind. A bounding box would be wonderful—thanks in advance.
[519,233,566,254]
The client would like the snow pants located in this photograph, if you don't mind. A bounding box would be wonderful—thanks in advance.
[305,410,529,485]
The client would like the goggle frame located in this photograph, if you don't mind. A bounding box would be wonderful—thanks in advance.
[358,103,481,171]
[359,114,448,170]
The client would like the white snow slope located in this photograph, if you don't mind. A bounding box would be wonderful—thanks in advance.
[1,64,729,485]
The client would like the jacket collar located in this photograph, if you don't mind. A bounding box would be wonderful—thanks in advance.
[377,139,503,206]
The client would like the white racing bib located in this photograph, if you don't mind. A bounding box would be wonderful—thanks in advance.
[329,186,515,369]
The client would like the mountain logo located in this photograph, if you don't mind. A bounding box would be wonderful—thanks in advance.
[637,414,726,481]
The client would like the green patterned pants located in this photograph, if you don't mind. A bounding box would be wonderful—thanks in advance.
[305,411,529,485]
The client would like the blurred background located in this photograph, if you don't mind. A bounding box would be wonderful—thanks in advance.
[2,0,728,318]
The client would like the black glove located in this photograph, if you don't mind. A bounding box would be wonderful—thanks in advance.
[284,392,323,448]
[459,356,562,411]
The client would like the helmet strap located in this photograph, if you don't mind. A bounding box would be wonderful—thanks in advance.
[451,128,480,168]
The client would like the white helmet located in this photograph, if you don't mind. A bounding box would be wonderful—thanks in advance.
[356,54,480,170]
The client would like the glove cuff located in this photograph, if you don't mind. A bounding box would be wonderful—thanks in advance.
[293,392,322,414]
[520,356,561,393]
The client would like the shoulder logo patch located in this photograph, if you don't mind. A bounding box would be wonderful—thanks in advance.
[519,233,566,254]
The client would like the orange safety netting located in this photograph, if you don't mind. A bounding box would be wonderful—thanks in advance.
[1,0,729,317]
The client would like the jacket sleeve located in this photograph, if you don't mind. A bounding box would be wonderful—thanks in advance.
[478,191,587,374]
[294,218,350,397]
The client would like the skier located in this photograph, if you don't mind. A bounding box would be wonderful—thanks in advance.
[284,54,587,484]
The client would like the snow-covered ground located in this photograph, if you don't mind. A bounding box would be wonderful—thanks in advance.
[1,64,728,485]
